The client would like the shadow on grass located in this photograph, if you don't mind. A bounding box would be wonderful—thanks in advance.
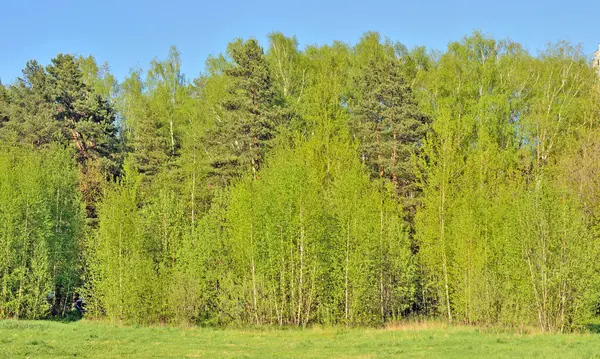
[584,324,600,334]
[48,310,84,324]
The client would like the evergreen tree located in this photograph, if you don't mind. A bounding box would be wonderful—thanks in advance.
[3,31,600,330]
[1,55,119,221]
[352,56,428,191]
[0,61,58,146]
[204,39,281,185]
[46,54,118,168]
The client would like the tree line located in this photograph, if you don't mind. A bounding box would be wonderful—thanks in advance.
[1,31,600,331]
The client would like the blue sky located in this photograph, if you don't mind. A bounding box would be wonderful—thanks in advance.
[1,0,598,84]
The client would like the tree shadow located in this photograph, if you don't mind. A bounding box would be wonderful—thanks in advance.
[584,324,600,334]
[49,310,84,324]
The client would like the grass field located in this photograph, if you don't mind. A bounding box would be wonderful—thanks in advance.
[1,320,600,358]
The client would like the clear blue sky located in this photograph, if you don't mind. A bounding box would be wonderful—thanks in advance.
[1,0,598,84]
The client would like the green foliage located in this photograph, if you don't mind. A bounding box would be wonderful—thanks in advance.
[0,54,120,223]
[203,38,283,186]
[187,136,414,326]
[4,31,600,331]
[1,54,119,167]
[118,47,193,177]
[415,32,600,330]
[266,32,306,102]
[87,161,189,324]
[350,33,429,224]
[0,146,83,319]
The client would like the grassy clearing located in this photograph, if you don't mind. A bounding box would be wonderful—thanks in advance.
[1,320,600,358]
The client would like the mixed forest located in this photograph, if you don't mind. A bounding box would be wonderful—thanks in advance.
[1,31,600,332]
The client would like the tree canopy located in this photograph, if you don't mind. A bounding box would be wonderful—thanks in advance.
[1,31,600,331]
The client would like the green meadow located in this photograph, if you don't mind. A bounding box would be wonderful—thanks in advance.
[2,320,600,359]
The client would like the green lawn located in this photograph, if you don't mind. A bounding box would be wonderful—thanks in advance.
[1,320,600,358]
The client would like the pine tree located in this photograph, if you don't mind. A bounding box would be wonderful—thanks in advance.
[46,54,118,167]
[1,55,119,221]
[0,61,59,146]
[204,39,281,185]
[352,56,428,191]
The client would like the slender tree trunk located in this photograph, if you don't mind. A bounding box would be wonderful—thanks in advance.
[345,220,350,323]
[191,147,196,230]
[60,281,70,317]
[376,128,384,178]
[541,231,548,331]
[535,191,549,331]
[250,221,259,324]
[248,167,259,324]
[53,187,61,314]
[1,263,7,317]
[69,128,87,163]
[527,253,544,331]
[1,223,7,317]
[379,188,385,323]
[253,136,260,176]
[440,162,452,323]
[297,207,305,326]
[303,263,317,327]
[169,118,175,156]
[163,212,168,258]
[119,221,123,320]
[17,200,29,318]
[392,127,398,189]
[170,90,176,156]
[16,280,23,319]
[290,228,295,324]
[279,227,285,326]
[559,213,568,332]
